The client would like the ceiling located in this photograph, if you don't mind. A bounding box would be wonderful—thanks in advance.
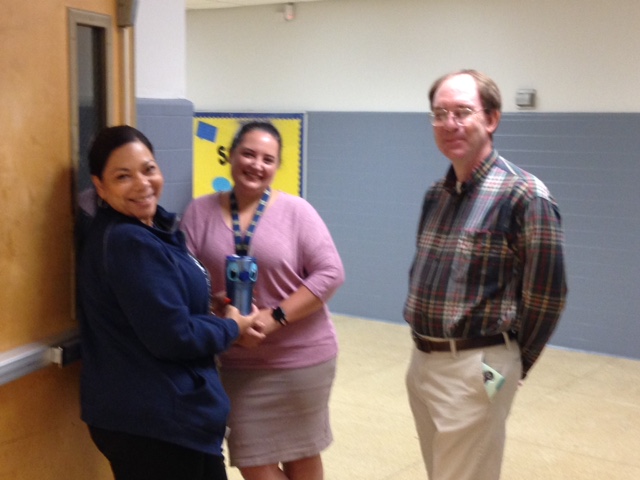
[186,0,325,10]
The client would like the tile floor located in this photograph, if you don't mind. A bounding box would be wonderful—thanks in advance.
[225,314,640,479]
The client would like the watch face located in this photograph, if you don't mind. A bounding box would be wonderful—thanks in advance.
[272,306,287,324]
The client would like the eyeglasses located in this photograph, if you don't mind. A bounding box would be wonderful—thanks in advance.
[429,107,486,126]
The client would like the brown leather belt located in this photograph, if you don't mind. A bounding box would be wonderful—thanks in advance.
[412,331,516,353]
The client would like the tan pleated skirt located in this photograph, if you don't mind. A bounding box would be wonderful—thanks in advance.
[220,358,337,468]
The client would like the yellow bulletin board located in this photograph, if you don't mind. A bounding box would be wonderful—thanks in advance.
[193,113,306,199]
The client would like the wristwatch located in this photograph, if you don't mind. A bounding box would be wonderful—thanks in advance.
[272,306,288,326]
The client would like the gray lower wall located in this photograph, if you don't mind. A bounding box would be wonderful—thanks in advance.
[306,112,433,324]
[137,98,195,214]
[306,112,640,361]
[145,100,640,361]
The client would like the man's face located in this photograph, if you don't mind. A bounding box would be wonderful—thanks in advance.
[431,74,499,167]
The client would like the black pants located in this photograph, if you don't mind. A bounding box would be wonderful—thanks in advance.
[89,426,228,480]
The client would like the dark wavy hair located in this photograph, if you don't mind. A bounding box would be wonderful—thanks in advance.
[88,125,154,178]
[229,121,283,161]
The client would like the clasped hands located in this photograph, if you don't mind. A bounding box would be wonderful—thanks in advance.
[211,293,282,348]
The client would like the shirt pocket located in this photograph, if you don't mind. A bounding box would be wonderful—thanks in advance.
[452,230,514,287]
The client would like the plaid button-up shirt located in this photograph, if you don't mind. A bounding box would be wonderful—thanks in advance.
[404,150,567,377]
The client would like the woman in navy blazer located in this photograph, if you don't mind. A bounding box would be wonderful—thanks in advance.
[77,125,262,480]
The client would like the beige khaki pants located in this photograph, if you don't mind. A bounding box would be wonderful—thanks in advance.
[406,341,522,480]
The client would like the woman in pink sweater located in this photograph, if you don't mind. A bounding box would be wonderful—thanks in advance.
[181,121,345,480]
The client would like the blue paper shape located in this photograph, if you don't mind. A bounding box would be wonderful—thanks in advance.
[196,122,217,142]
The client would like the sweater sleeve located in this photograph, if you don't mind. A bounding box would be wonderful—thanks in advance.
[104,225,239,360]
[296,200,345,301]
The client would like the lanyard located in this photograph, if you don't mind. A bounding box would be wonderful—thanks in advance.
[229,187,271,256]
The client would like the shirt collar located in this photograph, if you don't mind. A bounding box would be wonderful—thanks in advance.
[443,149,499,196]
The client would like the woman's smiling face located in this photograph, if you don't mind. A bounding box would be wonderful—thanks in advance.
[230,129,280,197]
[92,140,163,225]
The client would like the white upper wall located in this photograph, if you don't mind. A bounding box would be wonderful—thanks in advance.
[135,0,186,98]
[186,0,640,112]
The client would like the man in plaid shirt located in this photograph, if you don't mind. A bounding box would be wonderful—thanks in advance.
[404,70,567,480]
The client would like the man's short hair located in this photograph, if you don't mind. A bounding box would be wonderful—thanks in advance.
[429,69,502,113]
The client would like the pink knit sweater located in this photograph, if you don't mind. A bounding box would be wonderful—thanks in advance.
[181,191,345,369]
